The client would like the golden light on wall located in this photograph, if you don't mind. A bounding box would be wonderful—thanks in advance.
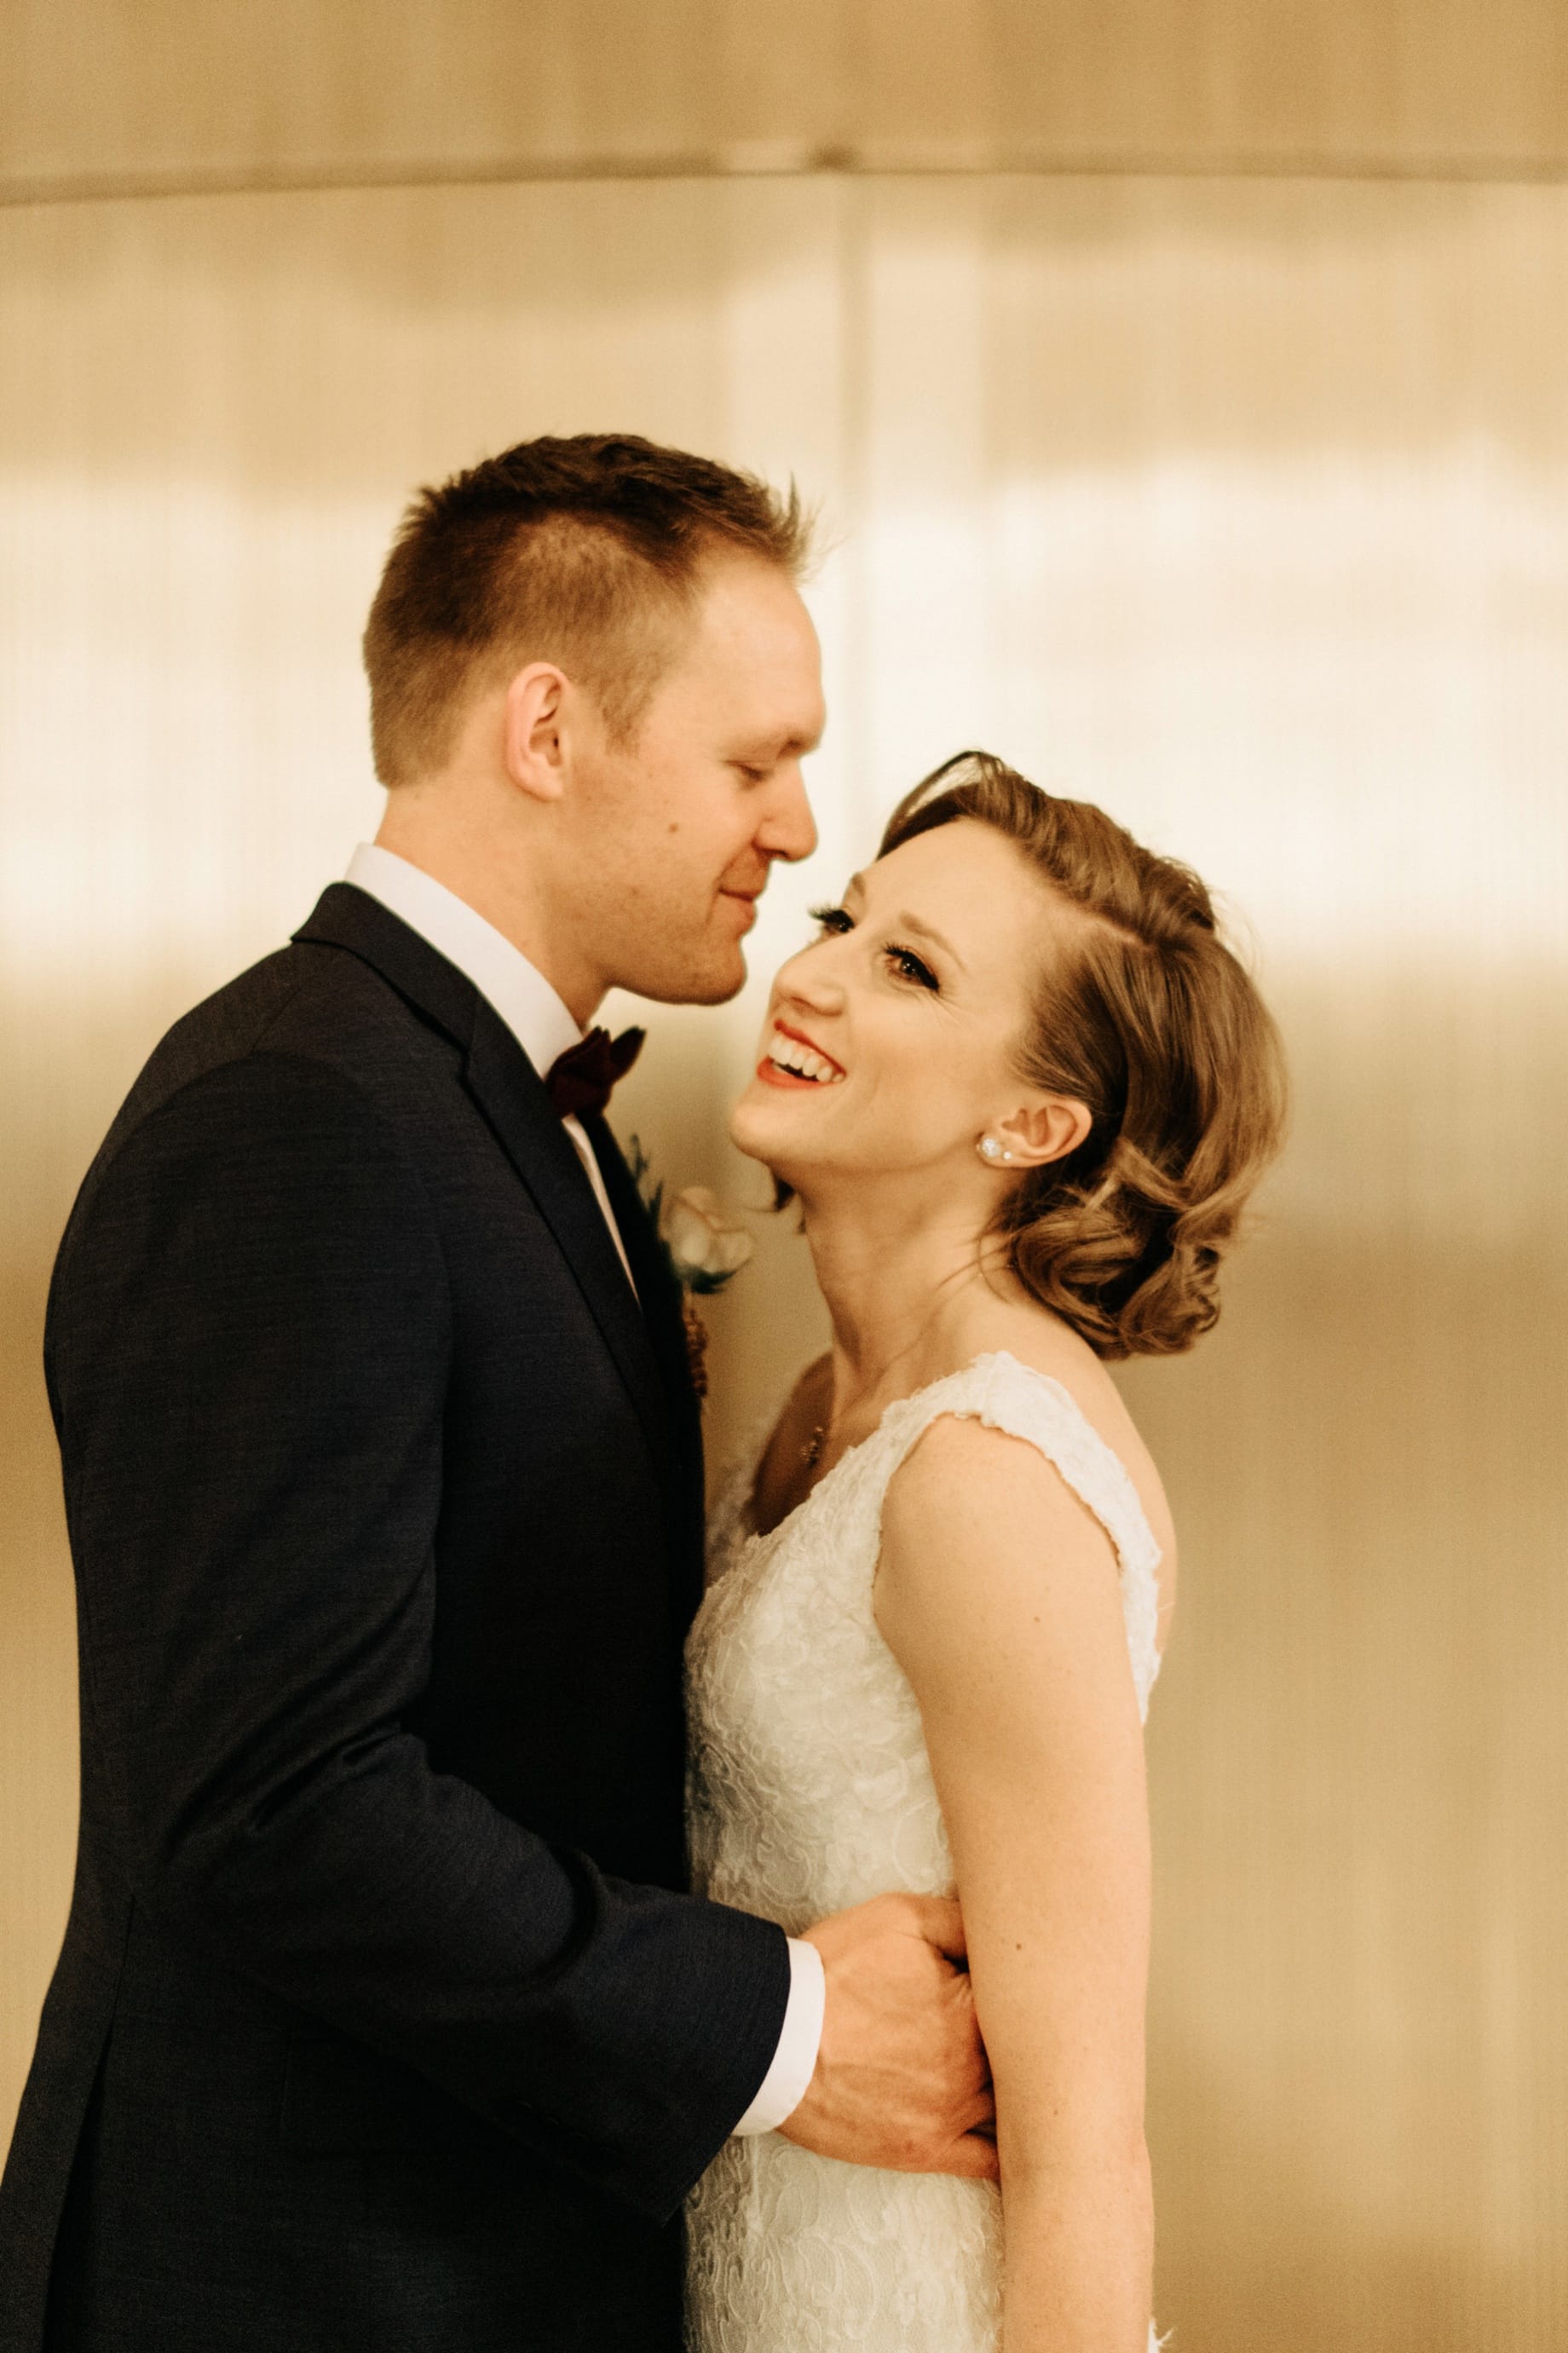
[3,170,1565,2348]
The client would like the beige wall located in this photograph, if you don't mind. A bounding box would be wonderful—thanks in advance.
[6,0,1568,196]
[4,10,1567,2349]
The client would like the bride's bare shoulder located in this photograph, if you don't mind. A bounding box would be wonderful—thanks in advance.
[964,1306,1179,1613]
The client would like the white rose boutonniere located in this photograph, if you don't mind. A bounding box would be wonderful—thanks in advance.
[661,1186,755,1293]
[626,1141,755,1399]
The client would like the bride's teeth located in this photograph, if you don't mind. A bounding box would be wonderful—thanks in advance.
[767,1029,841,1082]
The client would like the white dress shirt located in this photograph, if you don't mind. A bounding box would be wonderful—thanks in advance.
[343,845,825,2137]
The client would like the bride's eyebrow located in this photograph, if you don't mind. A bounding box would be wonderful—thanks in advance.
[844,875,964,972]
[889,910,963,972]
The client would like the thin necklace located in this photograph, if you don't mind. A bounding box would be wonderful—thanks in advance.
[801,1331,937,1474]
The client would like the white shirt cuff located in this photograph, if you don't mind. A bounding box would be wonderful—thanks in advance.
[730,1937,826,2137]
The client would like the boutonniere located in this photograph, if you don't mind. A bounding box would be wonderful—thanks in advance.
[626,1139,755,1399]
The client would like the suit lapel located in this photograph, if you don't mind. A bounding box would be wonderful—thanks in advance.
[293,887,676,1488]
[585,1122,692,1415]
[585,1116,707,1578]
[462,1000,677,1478]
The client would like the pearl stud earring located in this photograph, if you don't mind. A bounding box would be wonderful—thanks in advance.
[977,1135,1014,1165]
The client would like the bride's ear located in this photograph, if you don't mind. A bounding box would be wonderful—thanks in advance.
[991,1093,1092,1170]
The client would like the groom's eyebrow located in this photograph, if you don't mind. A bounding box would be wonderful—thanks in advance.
[741,723,822,758]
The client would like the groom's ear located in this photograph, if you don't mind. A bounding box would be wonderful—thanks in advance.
[503,662,570,803]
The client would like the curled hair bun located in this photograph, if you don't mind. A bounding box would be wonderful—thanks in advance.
[1008,1136,1231,1361]
[879,753,1286,1359]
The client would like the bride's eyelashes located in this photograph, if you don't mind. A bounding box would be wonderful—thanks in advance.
[807,902,852,936]
[806,903,941,994]
[885,944,941,992]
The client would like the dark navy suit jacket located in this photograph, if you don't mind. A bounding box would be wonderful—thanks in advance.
[0,885,788,2352]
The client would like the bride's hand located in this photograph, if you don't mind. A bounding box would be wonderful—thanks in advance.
[780,1892,999,2179]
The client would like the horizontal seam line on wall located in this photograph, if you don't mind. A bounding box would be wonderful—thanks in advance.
[5,147,1568,209]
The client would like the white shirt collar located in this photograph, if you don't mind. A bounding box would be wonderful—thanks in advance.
[343,843,584,1077]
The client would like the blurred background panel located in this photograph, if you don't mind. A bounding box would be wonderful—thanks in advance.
[5,0,1568,196]
[3,8,1565,2350]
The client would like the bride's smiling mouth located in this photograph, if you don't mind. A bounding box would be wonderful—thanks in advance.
[756,1020,846,1090]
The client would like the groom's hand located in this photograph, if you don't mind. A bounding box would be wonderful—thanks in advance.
[781,1893,998,2179]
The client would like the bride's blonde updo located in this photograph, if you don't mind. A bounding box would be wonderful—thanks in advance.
[880,752,1287,1359]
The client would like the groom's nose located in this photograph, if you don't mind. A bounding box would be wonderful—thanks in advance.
[755,760,817,866]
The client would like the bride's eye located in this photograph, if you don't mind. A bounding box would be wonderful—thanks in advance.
[885,943,939,992]
[808,903,854,937]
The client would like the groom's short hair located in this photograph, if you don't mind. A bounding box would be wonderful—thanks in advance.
[362,433,812,787]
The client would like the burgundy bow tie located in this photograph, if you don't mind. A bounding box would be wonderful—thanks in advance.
[544,1025,645,1121]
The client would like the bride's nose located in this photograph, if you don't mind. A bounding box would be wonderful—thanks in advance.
[775,944,845,1016]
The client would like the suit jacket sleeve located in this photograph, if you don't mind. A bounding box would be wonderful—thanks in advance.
[45,1049,790,2221]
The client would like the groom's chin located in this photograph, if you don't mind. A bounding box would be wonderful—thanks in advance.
[620,944,748,1009]
[686,929,755,1005]
[654,967,747,1010]
[686,957,749,1008]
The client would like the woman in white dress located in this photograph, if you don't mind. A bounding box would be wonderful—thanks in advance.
[685,753,1285,2353]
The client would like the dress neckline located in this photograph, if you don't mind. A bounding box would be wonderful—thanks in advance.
[742,1347,1159,1569]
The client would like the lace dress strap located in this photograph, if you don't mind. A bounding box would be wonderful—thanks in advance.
[873,1350,1164,1719]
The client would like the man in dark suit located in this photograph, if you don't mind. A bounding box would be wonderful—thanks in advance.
[0,435,994,2351]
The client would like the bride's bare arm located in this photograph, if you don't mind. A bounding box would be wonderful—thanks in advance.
[875,1414,1156,2353]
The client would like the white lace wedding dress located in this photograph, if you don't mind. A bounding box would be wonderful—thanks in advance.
[684,1350,1165,2353]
